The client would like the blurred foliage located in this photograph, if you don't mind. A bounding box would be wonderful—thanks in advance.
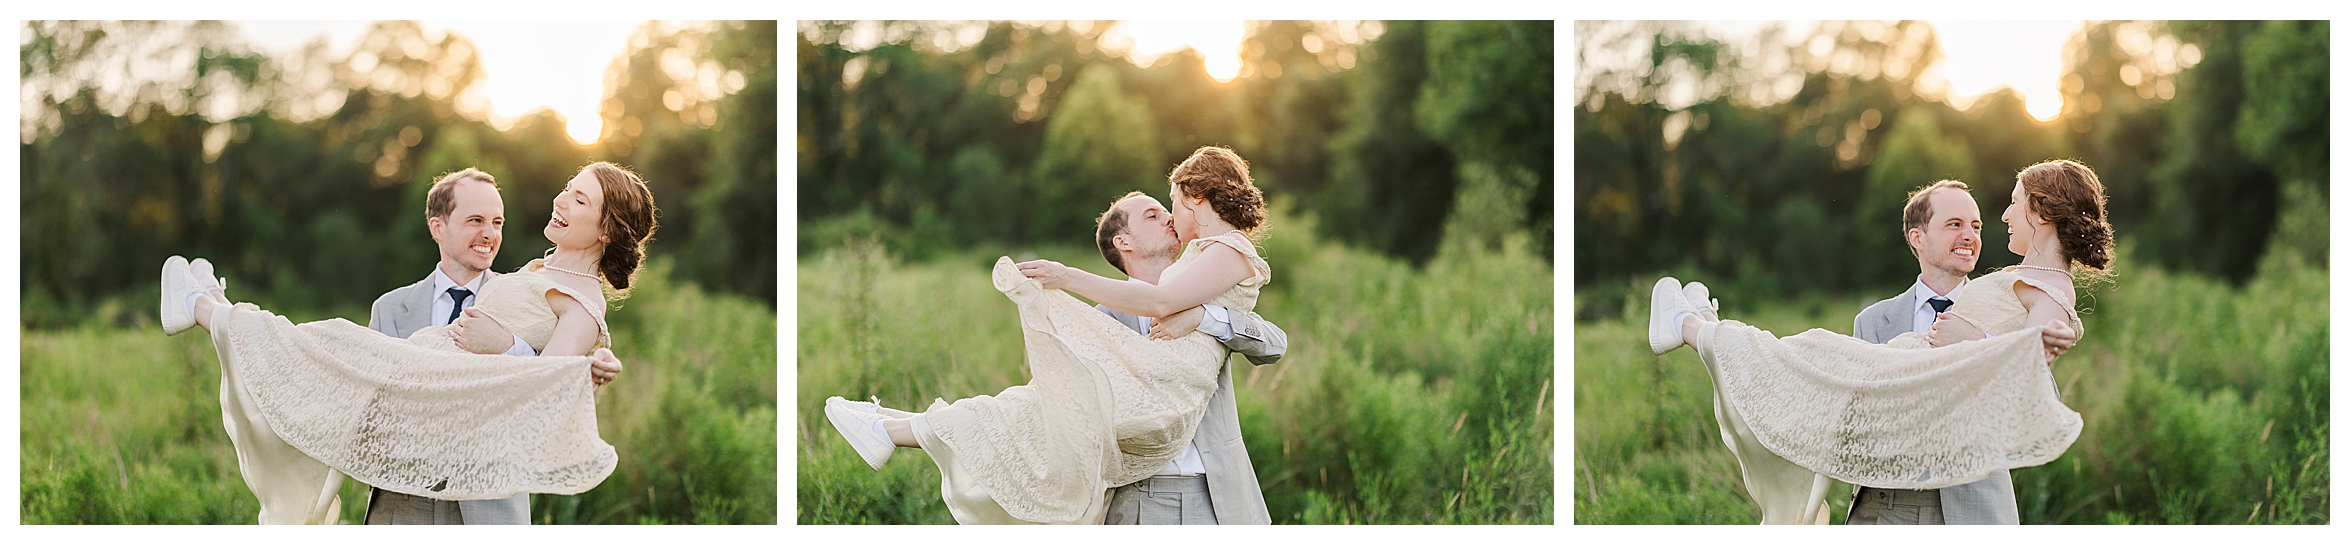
[22,259,777,524]
[797,20,1552,264]
[1574,21,2326,298]
[19,20,778,326]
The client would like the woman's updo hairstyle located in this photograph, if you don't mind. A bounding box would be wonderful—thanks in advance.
[582,162,659,295]
[1166,146,1267,240]
[2015,159,2115,284]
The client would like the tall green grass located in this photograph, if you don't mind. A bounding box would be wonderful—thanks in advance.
[20,259,778,524]
[796,212,1554,524]
[1572,247,2328,524]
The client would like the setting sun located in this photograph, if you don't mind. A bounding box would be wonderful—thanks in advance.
[235,21,642,144]
[1104,20,1248,83]
[1929,20,2081,122]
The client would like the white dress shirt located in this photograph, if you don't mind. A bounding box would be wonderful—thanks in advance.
[429,267,538,357]
[1905,275,1969,335]
[1124,277,1233,476]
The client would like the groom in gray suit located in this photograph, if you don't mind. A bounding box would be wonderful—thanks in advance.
[362,168,541,524]
[1848,179,2074,524]
[1088,192,1287,525]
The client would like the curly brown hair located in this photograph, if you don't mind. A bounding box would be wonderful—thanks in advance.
[2015,159,2115,283]
[581,162,659,294]
[1166,146,1266,240]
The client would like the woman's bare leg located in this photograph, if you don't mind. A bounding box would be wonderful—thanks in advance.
[882,417,921,448]
[191,292,224,330]
[1682,314,1711,353]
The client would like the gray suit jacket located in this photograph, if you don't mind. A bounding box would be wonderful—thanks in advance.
[1851,291,2019,525]
[364,271,532,525]
[1096,304,1287,525]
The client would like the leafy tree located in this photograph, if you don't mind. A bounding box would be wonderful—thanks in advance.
[1032,65,1162,243]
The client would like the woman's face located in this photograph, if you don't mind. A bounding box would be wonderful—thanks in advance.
[2001,182,2042,257]
[1167,183,1199,242]
[544,170,607,252]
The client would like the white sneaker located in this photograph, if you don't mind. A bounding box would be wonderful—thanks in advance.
[830,395,886,415]
[160,256,197,335]
[190,257,225,295]
[825,396,895,470]
[1682,281,1718,320]
[1649,277,1696,355]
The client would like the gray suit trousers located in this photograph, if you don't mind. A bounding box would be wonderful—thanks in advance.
[1104,476,1218,525]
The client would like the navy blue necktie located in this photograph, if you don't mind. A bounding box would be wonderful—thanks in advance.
[1927,296,1953,314]
[447,287,474,325]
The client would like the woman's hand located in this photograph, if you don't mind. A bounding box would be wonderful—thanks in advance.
[2040,320,2078,362]
[1924,312,1986,347]
[1016,259,1078,290]
[449,308,516,354]
[1150,306,1205,340]
[589,348,623,387]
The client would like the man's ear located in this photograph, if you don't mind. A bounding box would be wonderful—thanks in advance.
[1906,227,1925,254]
[1111,233,1134,252]
[427,216,445,241]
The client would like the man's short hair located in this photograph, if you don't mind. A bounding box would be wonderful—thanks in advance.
[425,168,498,220]
[1901,179,1971,252]
[1094,191,1149,275]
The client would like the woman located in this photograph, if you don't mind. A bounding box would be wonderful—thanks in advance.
[157,162,659,524]
[1649,159,2113,521]
[822,146,1270,524]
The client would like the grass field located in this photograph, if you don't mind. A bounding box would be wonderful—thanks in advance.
[796,215,1555,524]
[20,259,778,524]
[1572,246,2329,524]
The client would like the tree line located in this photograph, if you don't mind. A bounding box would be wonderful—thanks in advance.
[797,20,1553,265]
[20,20,777,327]
[1574,21,2326,299]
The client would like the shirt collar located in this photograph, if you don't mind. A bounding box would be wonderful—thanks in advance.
[430,266,488,295]
[1910,275,1968,313]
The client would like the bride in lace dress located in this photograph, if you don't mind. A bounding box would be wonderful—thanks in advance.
[822,146,1270,524]
[1648,159,2116,523]
[157,162,658,524]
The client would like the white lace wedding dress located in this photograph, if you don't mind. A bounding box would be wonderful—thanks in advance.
[910,232,1270,524]
[1688,268,2084,523]
[203,260,617,524]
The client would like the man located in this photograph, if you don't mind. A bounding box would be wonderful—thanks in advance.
[1087,191,1287,525]
[1847,180,2075,525]
[362,168,590,525]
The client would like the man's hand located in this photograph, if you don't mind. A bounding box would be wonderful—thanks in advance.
[590,348,623,387]
[1150,306,1205,340]
[1015,259,1077,290]
[2040,319,2078,362]
[1924,312,1986,347]
[449,308,516,354]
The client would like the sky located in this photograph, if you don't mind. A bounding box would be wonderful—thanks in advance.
[233,21,647,144]
[1701,20,2085,121]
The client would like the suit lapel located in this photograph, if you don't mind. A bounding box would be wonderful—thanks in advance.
[405,277,436,330]
[1887,291,1915,336]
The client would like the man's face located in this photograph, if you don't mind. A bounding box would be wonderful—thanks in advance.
[428,179,505,277]
[1909,187,1982,277]
[1115,195,1181,261]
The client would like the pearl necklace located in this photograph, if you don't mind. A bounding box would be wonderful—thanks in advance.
[541,262,600,280]
[2010,264,2071,276]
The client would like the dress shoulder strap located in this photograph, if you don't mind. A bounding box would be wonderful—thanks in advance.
[1190,231,1269,286]
[494,269,612,349]
[1992,270,2082,327]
